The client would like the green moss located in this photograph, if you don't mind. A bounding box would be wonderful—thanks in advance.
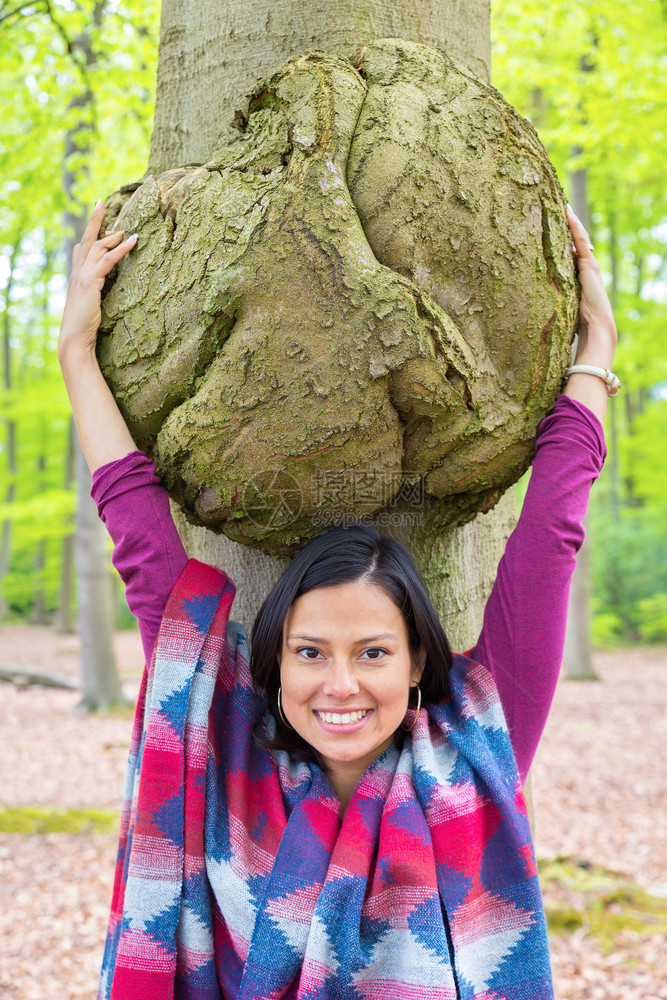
[86,703,136,720]
[545,906,584,933]
[0,806,119,835]
[539,856,667,954]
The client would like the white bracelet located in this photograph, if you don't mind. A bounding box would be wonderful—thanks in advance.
[564,365,622,396]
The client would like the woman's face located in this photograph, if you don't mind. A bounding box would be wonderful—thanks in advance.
[279,579,425,785]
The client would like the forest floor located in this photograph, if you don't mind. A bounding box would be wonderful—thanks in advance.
[0,626,665,1000]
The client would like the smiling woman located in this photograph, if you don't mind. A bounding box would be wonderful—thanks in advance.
[277,577,427,810]
[248,521,450,801]
[59,200,617,1000]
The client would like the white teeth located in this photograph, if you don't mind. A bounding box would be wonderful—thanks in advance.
[317,710,368,725]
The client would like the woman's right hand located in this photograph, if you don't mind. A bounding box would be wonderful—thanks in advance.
[59,199,138,359]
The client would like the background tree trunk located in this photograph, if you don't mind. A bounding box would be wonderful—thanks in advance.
[73,439,124,708]
[64,4,124,707]
[32,245,54,625]
[150,0,514,649]
[0,239,20,620]
[32,455,49,625]
[53,419,76,633]
[562,165,598,680]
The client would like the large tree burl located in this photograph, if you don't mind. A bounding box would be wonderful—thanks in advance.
[99,39,577,554]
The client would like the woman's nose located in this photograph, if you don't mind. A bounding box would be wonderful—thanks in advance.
[322,658,360,699]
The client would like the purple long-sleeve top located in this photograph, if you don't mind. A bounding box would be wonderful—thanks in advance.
[92,394,606,784]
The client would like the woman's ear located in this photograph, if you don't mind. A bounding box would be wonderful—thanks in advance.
[411,644,427,683]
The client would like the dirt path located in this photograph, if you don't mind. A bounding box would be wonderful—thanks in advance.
[0,626,665,999]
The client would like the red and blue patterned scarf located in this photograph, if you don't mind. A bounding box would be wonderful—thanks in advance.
[99,559,553,1000]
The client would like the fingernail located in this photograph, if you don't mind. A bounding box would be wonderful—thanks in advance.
[95,198,103,209]
[127,233,138,242]
[566,202,573,211]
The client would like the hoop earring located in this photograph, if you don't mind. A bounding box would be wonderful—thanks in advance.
[401,683,422,732]
[277,687,294,730]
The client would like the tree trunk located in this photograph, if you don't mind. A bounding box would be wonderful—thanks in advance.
[32,245,54,626]
[562,165,597,680]
[53,418,76,633]
[74,439,124,709]
[0,239,20,620]
[608,215,622,510]
[0,664,80,691]
[32,457,49,625]
[150,0,513,649]
[64,4,124,707]
[149,0,490,176]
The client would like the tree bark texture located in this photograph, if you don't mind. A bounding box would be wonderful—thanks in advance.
[97,4,578,645]
[100,43,575,551]
[149,0,491,175]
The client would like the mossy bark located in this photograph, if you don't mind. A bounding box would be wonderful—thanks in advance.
[98,5,576,647]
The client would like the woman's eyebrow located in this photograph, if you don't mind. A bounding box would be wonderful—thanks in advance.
[287,632,400,644]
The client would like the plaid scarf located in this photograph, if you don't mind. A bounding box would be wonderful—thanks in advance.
[99,559,553,1000]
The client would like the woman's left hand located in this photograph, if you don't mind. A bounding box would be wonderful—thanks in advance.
[564,205,618,424]
[566,204,617,369]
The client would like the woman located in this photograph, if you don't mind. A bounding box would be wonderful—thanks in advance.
[60,200,617,1000]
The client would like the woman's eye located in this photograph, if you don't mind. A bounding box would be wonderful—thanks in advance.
[363,648,387,660]
[297,647,321,659]
[295,647,387,661]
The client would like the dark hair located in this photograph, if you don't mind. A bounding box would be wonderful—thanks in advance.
[250,521,452,762]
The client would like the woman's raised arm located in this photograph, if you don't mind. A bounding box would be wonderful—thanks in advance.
[59,199,139,473]
[471,205,617,784]
[60,200,188,662]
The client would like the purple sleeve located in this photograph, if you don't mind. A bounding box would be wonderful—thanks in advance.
[471,395,607,785]
[91,451,188,664]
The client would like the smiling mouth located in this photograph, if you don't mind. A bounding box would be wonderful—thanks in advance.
[315,709,369,725]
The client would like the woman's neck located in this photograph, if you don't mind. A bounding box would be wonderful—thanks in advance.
[322,734,399,818]
[325,762,364,818]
